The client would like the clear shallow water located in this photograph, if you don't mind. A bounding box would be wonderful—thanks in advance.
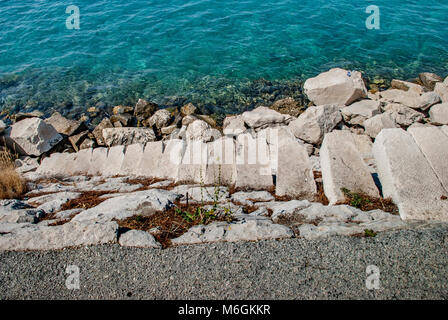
[1,0,448,118]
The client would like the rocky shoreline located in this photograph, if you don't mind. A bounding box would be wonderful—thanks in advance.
[1,67,448,251]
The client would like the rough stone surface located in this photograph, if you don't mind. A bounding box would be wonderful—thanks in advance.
[372,128,448,221]
[419,72,443,90]
[383,103,424,126]
[363,112,399,138]
[171,219,294,245]
[289,104,342,144]
[275,131,316,199]
[118,230,161,248]
[28,192,80,214]
[92,118,114,146]
[103,145,125,177]
[185,120,220,143]
[134,99,158,123]
[434,79,448,103]
[5,118,62,156]
[223,115,246,136]
[0,120,5,134]
[241,106,285,129]
[88,147,108,176]
[231,191,274,206]
[72,189,180,223]
[137,141,164,178]
[234,133,274,190]
[408,126,448,192]
[120,144,144,176]
[303,68,367,106]
[429,103,448,125]
[102,127,156,147]
[145,109,172,129]
[45,112,84,136]
[417,91,441,111]
[0,221,118,251]
[320,131,380,205]
[341,100,381,125]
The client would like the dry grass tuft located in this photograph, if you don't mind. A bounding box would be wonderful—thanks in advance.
[60,190,117,211]
[0,148,27,199]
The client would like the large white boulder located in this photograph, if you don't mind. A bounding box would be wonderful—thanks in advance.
[288,104,342,144]
[6,118,62,156]
[241,106,285,129]
[372,128,448,221]
[320,131,379,205]
[429,103,448,125]
[303,68,367,106]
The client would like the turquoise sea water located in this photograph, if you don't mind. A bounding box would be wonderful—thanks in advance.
[1,0,448,118]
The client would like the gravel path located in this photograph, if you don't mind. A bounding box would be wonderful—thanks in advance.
[1,225,448,300]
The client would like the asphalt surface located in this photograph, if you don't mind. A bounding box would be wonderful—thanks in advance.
[1,225,448,300]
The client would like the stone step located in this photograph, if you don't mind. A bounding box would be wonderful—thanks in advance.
[320,130,379,205]
[373,128,448,221]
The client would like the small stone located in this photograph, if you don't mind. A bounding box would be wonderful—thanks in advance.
[119,230,161,248]
[144,109,172,129]
[180,103,197,116]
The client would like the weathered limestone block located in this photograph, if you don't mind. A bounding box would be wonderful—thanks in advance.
[6,118,62,156]
[341,100,381,125]
[223,115,246,135]
[71,148,93,175]
[102,127,156,146]
[137,141,164,178]
[119,230,161,248]
[234,133,273,190]
[303,68,367,106]
[275,130,316,199]
[419,72,443,91]
[92,118,114,146]
[204,137,237,185]
[363,112,399,138]
[120,144,145,176]
[0,221,118,251]
[88,148,108,176]
[177,141,208,183]
[383,103,424,126]
[288,104,342,144]
[434,78,448,103]
[320,131,379,205]
[408,126,448,192]
[372,128,448,221]
[45,112,85,136]
[429,103,448,125]
[103,145,125,177]
[159,139,185,180]
[241,106,285,129]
